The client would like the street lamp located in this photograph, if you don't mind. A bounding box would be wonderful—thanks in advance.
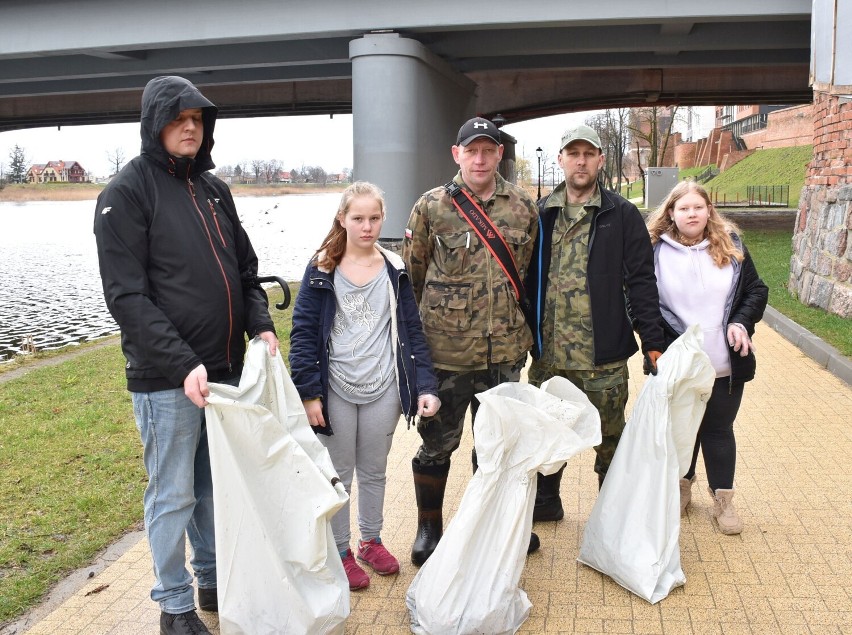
[535,147,543,199]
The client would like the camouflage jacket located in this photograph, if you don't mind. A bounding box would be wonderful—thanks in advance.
[402,171,538,369]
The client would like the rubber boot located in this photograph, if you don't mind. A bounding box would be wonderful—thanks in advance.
[709,487,743,535]
[411,458,450,566]
[533,465,565,522]
[680,475,696,514]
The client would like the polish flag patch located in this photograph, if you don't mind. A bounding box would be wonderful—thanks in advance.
[405,228,413,239]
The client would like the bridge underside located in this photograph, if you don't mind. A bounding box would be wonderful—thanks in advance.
[0,65,810,132]
[0,2,813,131]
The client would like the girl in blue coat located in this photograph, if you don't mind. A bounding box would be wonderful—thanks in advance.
[290,182,440,591]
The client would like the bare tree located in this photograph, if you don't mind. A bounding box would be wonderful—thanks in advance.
[106,148,126,176]
[304,165,327,185]
[251,159,264,182]
[263,159,281,184]
[586,108,630,192]
[627,106,683,200]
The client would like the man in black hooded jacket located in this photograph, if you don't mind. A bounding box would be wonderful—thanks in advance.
[94,76,278,635]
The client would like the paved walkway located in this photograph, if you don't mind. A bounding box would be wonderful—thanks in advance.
[11,322,852,634]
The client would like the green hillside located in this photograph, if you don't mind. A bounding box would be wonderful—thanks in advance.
[683,145,811,209]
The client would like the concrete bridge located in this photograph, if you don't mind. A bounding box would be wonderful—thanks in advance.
[0,0,818,236]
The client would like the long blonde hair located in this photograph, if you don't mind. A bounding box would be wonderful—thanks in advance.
[646,180,743,267]
[314,181,387,271]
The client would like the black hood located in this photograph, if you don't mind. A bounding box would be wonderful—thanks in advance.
[140,75,218,178]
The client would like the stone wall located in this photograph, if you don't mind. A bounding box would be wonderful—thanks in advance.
[789,91,852,318]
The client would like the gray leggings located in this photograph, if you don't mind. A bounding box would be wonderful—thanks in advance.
[321,387,401,553]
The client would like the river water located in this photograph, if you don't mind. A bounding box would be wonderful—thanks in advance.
[0,194,340,363]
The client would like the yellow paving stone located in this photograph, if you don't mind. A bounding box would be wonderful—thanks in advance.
[603,618,635,633]
[575,617,605,632]
[663,620,696,634]
[632,618,666,634]
[777,619,815,634]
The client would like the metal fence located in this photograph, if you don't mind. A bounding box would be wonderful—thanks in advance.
[708,185,789,208]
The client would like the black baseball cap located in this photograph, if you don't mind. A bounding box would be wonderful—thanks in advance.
[456,117,501,146]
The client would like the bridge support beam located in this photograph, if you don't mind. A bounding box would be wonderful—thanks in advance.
[350,33,476,239]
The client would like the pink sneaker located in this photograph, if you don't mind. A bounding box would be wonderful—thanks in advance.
[357,538,400,575]
[341,549,369,590]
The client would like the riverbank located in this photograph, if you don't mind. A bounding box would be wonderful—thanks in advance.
[0,182,348,202]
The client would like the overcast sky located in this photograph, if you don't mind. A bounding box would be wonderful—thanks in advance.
[0,107,715,180]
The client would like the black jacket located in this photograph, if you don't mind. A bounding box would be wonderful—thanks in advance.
[94,76,274,392]
[524,183,665,364]
[654,234,768,383]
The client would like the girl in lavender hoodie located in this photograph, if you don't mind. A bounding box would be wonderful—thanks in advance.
[646,181,767,535]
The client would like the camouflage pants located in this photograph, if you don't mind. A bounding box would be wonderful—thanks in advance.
[415,357,527,467]
[528,362,629,478]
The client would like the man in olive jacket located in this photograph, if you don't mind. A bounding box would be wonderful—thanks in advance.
[403,117,538,565]
[524,124,665,521]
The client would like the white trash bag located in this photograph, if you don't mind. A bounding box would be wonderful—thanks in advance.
[578,325,715,604]
[407,377,601,635]
[205,338,350,635]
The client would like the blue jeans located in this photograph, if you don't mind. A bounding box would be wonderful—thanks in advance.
[132,387,217,613]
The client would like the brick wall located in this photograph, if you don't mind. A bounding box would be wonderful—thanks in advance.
[789,91,852,318]
[718,149,755,172]
[675,141,697,169]
[742,104,813,149]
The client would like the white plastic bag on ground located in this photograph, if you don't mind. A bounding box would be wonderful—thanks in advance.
[407,377,601,635]
[577,325,715,603]
[205,338,350,635]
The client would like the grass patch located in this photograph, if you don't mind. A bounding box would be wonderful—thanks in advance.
[743,229,852,357]
[0,285,296,624]
[700,146,812,209]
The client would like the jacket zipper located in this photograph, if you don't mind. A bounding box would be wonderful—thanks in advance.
[208,199,228,247]
[188,178,234,372]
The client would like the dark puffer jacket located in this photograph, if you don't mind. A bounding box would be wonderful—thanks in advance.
[94,76,274,392]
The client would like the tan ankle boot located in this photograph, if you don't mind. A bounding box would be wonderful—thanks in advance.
[679,475,696,514]
[709,487,743,535]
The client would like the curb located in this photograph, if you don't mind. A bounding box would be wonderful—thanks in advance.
[763,305,852,387]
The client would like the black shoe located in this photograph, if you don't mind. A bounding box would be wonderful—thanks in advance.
[527,532,540,554]
[198,586,218,612]
[160,610,211,635]
[532,500,564,522]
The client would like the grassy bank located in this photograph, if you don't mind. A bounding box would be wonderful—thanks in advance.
[0,287,295,624]
[0,182,347,202]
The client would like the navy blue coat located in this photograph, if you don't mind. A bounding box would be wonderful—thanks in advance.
[289,246,438,435]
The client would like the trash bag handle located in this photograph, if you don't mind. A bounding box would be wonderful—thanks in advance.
[255,275,291,310]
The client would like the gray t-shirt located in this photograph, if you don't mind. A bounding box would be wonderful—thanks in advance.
[328,266,395,404]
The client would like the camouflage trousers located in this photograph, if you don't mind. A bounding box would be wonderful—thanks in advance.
[528,362,629,479]
[415,356,527,467]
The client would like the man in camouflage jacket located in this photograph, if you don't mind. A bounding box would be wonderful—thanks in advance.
[524,124,665,522]
[402,117,538,565]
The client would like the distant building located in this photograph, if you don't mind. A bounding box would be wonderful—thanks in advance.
[715,104,813,150]
[26,160,88,183]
